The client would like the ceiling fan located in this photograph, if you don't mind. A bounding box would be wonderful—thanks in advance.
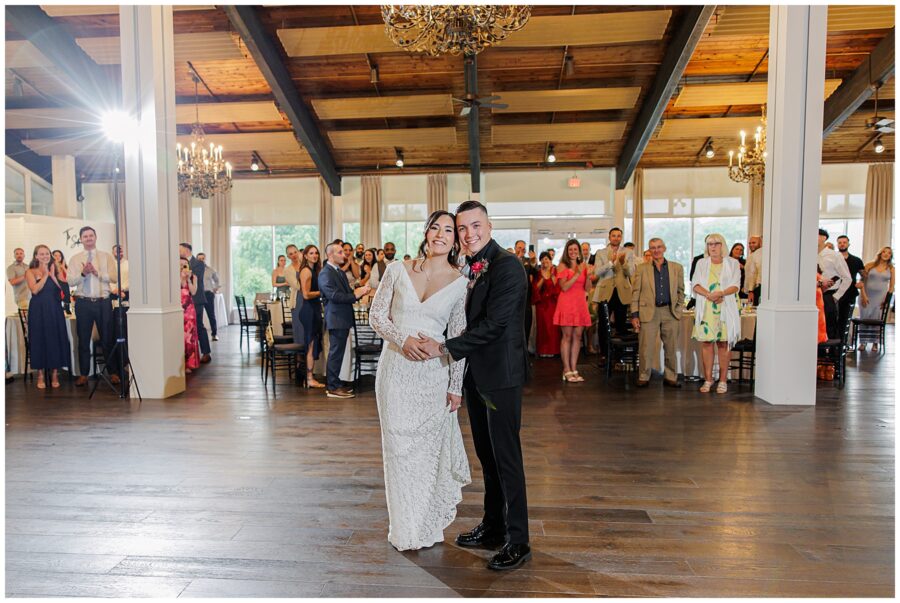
[452,93,508,117]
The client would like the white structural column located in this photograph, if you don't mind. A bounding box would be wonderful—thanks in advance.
[119,5,185,398]
[51,155,79,218]
[754,5,827,406]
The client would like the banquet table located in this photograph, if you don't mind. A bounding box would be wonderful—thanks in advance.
[5,314,98,376]
[651,310,758,380]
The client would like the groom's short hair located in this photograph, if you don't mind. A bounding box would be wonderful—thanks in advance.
[456,199,488,216]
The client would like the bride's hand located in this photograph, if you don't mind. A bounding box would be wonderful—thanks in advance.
[402,336,429,361]
[446,392,463,412]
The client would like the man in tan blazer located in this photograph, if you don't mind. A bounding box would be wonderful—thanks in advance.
[630,237,685,387]
[591,227,634,335]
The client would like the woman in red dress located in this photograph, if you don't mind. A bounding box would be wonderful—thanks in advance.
[553,239,593,382]
[180,258,201,373]
[532,251,561,357]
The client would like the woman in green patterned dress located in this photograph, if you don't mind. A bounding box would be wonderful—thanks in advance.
[691,233,742,394]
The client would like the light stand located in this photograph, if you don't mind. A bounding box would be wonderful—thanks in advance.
[90,153,141,401]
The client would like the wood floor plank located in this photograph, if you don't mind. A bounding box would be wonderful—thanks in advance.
[5,325,893,597]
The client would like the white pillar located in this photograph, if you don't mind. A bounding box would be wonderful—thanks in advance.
[51,155,79,218]
[754,5,827,406]
[119,5,185,398]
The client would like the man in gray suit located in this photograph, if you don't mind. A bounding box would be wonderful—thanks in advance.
[630,238,684,387]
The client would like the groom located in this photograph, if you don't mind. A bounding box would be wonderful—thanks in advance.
[419,200,531,571]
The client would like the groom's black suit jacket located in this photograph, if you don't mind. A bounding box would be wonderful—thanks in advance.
[445,239,530,392]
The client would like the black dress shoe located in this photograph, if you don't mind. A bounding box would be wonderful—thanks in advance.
[455,522,507,549]
[488,542,532,571]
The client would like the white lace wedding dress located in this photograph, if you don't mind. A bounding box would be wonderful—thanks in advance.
[369,261,471,551]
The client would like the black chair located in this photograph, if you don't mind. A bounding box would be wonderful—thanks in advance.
[353,307,382,385]
[851,291,892,351]
[234,295,261,351]
[818,316,852,387]
[600,302,638,378]
[263,323,306,395]
[729,325,757,384]
[17,308,32,382]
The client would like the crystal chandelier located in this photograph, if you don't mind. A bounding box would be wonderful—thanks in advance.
[381,5,531,56]
[176,75,232,199]
[727,105,767,185]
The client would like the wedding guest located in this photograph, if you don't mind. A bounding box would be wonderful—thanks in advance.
[836,235,865,334]
[515,240,538,349]
[25,245,71,389]
[196,252,220,342]
[368,241,399,290]
[631,238,684,387]
[179,243,211,364]
[52,249,71,313]
[68,226,119,386]
[591,227,634,336]
[729,242,747,299]
[554,239,592,382]
[7,247,30,309]
[744,236,763,305]
[283,244,304,333]
[858,246,894,351]
[318,241,371,398]
[342,242,361,283]
[359,248,377,287]
[817,228,852,340]
[272,254,290,299]
[532,251,561,357]
[295,244,325,388]
[691,233,741,394]
[179,258,200,373]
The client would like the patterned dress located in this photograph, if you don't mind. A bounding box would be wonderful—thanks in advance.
[181,282,200,370]
[693,262,727,342]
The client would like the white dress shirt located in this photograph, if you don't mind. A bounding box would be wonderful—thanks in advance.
[68,249,117,298]
[743,247,763,293]
[818,247,852,301]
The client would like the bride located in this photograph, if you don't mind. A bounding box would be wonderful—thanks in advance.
[369,210,471,551]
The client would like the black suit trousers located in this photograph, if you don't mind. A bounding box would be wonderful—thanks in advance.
[464,374,529,544]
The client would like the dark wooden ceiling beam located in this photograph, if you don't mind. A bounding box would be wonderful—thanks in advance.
[5,5,118,108]
[823,27,894,137]
[464,54,481,194]
[614,5,716,189]
[222,5,342,196]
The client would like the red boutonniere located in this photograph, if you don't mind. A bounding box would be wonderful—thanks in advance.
[467,259,490,289]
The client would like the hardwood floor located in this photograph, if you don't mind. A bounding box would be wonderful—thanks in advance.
[5,327,895,597]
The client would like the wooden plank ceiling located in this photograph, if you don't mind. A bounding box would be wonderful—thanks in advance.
[4,4,894,181]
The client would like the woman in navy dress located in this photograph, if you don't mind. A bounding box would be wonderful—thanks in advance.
[294,244,325,388]
[25,244,71,389]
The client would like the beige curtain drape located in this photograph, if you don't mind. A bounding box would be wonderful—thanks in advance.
[632,168,644,249]
[863,163,894,262]
[178,190,192,245]
[361,175,382,248]
[748,179,764,238]
[427,173,448,215]
[209,188,232,321]
[319,177,333,251]
[109,183,128,253]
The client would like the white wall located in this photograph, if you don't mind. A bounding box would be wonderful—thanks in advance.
[5,214,116,315]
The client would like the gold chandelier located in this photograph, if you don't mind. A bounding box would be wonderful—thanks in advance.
[381,5,531,56]
[176,74,232,199]
[727,105,767,185]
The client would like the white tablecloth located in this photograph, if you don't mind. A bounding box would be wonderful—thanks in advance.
[5,314,97,375]
[201,292,229,332]
[651,311,757,379]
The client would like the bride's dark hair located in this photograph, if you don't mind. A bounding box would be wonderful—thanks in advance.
[416,210,460,267]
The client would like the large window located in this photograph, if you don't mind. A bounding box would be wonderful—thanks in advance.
[231,225,319,303]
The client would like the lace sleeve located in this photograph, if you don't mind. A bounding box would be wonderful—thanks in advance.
[368,263,407,348]
[447,285,468,396]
